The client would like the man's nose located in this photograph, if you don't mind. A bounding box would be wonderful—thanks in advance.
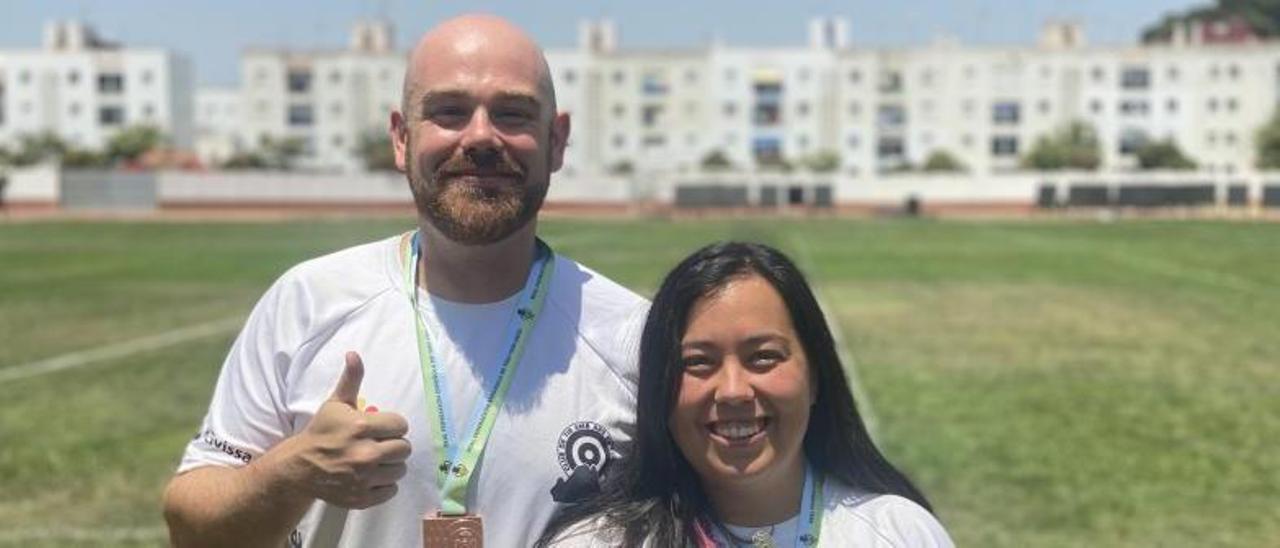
[459,107,501,151]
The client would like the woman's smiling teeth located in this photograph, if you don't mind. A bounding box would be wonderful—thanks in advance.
[710,419,768,440]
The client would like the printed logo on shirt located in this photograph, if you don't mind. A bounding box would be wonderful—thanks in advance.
[196,429,254,464]
[550,421,614,503]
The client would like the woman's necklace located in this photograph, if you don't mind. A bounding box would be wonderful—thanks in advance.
[749,525,777,548]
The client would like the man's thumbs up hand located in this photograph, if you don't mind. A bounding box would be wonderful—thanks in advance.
[329,351,365,407]
[274,351,411,509]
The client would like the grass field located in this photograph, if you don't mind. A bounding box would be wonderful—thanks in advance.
[1,217,1277,546]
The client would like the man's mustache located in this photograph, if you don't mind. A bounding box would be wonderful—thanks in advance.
[435,151,524,178]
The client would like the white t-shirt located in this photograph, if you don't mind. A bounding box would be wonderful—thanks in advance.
[551,479,953,547]
[178,234,649,548]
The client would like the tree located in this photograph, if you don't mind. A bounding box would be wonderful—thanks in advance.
[1141,0,1280,42]
[62,148,111,168]
[1022,121,1101,171]
[11,132,68,166]
[223,136,307,170]
[700,150,733,172]
[357,132,398,172]
[106,125,165,163]
[921,150,966,172]
[1256,109,1280,168]
[607,160,634,175]
[1135,140,1197,170]
[800,150,840,173]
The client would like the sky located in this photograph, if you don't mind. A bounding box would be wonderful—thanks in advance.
[1,0,1206,87]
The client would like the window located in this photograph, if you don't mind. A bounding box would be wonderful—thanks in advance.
[1118,128,1148,154]
[1166,66,1179,82]
[69,102,81,117]
[991,136,1018,156]
[642,105,664,127]
[287,104,314,126]
[724,68,737,82]
[98,73,124,94]
[641,72,669,96]
[1119,100,1149,116]
[612,134,625,148]
[643,135,666,148]
[753,136,782,163]
[723,102,737,117]
[329,71,343,85]
[330,102,343,116]
[878,71,903,93]
[1038,100,1050,114]
[848,102,861,117]
[99,106,125,125]
[141,70,154,85]
[67,70,80,85]
[796,102,810,117]
[1228,64,1240,80]
[847,69,861,84]
[797,68,811,82]
[992,101,1020,124]
[1167,98,1179,113]
[685,69,698,84]
[754,103,781,125]
[797,135,809,150]
[1091,66,1105,82]
[1227,98,1239,112]
[877,136,905,158]
[331,135,345,148]
[142,103,155,118]
[612,104,626,119]
[612,71,626,85]
[1224,132,1237,146]
[1120,66,1150,89]
[562,69,576,84]
[846,134,859,149]
[19,70,31,85]
[287,71,312,93]
[1090,99,1103,114]
[919,69,934,87]
[1207,98,1219,112]
[877,105,906,128]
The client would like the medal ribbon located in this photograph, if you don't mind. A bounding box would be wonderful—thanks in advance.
[705,463,825,547]
[402,231,555,515]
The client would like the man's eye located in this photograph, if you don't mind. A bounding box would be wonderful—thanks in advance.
[494,109,533,123]
[428,106,468,120]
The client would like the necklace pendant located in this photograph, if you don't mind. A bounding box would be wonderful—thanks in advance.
[750,529,775,548]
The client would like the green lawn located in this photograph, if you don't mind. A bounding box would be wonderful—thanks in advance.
[1,218,1276,546]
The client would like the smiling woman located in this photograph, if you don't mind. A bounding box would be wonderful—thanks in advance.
[539,242,953,547]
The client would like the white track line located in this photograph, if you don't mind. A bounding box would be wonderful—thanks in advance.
[788,236,881,440]
[0,526,167,543]
[0,317,243,384]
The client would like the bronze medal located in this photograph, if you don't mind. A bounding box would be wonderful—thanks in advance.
[423,513,483,548]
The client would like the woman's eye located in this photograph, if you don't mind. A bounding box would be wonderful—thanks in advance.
[681,355,712,370]
[750,351,784,368]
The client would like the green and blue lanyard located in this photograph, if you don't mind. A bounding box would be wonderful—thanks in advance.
[701,463,826,547]
[402,231,555,516]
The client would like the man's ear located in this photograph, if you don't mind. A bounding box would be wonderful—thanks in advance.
[390,110,409,172]
[549,112,570,172]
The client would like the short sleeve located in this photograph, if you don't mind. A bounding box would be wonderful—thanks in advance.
[176,272,310,473]
[839,495,955,548]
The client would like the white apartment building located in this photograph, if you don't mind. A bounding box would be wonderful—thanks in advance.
[0,21,194,152]
[204,17,1280,176]
[211,21,405,172]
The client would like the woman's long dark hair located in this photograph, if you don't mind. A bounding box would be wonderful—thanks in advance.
[538,242,932,547]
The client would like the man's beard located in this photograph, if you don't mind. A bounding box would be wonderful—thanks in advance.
[406,143,549,246]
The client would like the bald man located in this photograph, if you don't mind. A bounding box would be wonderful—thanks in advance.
[163,15,648,547]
